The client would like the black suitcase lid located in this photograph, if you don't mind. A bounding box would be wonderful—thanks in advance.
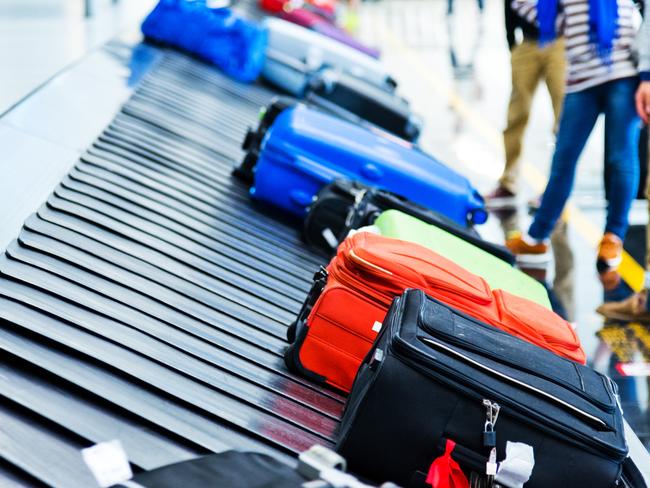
[388,290,627,459]
[307,69,412,113]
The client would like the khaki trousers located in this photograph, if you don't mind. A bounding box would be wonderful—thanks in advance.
[500,39,566,193]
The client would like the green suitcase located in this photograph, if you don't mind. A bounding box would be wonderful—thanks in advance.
[374,210,551,308]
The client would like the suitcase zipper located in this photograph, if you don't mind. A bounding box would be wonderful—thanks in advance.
[347,249,491,305]
[388,334,626,459]
[419,337,609,430]
[329,264,393,308]
[420,320,615,413]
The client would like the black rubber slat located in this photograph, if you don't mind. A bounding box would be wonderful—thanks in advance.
[9,224,344,407]
[69,164,319,267]
[49,188,305,312]
[0,290,336,448]
[0,355,201,470]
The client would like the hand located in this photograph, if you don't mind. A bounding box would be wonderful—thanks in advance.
[636,81,650,124]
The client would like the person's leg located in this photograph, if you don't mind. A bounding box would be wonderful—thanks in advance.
[542,38,566,134]
[498,42,543,194]
[551,217,575,321]
[598,127,650,322]
[527,87,603,240]
[647,129,650,272]
[603,77,641,240]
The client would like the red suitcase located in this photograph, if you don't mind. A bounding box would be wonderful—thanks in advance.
[285,233,585,392]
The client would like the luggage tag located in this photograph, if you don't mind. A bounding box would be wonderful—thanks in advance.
[321,227,340,249]
[494,442,534,488]
[81,440,132,488]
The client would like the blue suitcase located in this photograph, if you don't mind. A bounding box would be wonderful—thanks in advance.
[239,103,487,225]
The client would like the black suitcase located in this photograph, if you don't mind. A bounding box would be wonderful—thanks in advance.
[303,178,515,265]
[337,289,628,488]
[111,451,306,488]
[302,178,368,251]
[111,448,387,488]
[305,69,422,143]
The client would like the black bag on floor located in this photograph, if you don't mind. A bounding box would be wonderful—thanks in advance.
[337,289,628,488]
[303,178,514,265]
[112,451,306,487]
[305,70,422,143]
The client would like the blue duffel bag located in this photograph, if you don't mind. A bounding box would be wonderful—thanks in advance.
[237,100,487,226]
[141,0,267,83]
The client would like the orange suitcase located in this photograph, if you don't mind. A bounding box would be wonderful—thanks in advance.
[285,233,585,392]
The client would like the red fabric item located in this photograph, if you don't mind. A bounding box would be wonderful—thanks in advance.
[296,232,585,392]
[425,440,470,488]
[259,0,337,15]
[259,0,285,12]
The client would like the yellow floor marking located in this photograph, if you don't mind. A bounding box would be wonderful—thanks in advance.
[379,26,646,292]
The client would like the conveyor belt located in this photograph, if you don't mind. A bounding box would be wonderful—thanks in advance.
[0,50,344,487]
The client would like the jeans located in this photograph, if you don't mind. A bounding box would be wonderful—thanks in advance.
[529,77,641,241]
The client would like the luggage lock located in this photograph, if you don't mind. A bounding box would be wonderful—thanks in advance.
[482,399,501,488]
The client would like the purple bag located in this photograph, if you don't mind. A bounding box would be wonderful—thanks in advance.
[280,8,380,59]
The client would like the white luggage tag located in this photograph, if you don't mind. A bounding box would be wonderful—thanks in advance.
[81,440,133,487]
[494,441,535,488]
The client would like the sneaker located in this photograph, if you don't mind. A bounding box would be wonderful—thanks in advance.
[596,233,623,273]
[505,231,551,265]
[484,186,517,210]
[596,291,650,323]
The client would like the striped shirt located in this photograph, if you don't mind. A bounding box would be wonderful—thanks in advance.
[513,0,640,92]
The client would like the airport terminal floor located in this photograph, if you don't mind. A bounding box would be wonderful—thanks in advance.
[1,0,650,486]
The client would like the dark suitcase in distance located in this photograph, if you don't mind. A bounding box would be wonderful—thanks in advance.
[305,70,423,142]
[303,179,515,265]
[337,289,628,487]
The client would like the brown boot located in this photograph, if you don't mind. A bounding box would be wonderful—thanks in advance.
[597,233,623,272]
[596,292,650,323]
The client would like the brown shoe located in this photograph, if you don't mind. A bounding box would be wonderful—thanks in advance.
[484,186,517,210]
[597,232,623,273]
[506,232,550,265]
[596,292,650,323]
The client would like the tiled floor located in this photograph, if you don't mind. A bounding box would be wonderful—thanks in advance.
[0,0,156,115]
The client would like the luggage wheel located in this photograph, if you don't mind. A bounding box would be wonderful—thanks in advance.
[287,320,297,343]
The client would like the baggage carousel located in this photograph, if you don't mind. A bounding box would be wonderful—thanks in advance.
[0,48,346,486]
[1,10,650,487]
